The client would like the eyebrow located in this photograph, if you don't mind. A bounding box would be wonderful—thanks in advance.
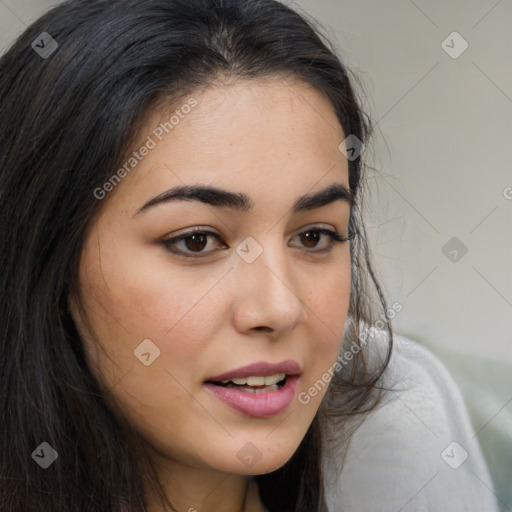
[133,182,354,217]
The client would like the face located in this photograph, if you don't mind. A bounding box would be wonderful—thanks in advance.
[71,77,352,482]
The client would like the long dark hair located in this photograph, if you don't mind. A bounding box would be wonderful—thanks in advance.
[0,1,392,510]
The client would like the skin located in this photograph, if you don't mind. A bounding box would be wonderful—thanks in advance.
[70,76,352,512]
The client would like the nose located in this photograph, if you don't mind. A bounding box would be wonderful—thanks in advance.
[231,238,307,336]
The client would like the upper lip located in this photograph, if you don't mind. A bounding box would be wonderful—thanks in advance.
[206,360,302,382]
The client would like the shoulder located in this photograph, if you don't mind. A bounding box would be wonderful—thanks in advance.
[322,333,500,512]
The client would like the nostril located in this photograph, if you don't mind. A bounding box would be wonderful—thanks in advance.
[254,326,272,333]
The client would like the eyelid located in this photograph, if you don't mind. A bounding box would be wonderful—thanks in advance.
[161,228,225,256]
[161,224,352,258]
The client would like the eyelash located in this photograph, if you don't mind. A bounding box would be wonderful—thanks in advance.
[161,227,353,259]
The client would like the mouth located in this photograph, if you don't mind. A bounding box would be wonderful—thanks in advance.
[203,360,302,418]
[207,373,288,393]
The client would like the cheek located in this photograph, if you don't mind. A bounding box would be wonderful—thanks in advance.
[74,258,225,454]
[302,255,351,397]
[79,236,214,344]
[308,254,351,343]
[75,235,229,390]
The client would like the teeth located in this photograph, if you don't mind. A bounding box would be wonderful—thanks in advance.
[264,373,286,385]
[239,384,279,393]
[219,373,286,386]
[246,376,265,386]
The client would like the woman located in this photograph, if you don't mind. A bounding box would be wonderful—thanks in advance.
[0,0,497,511]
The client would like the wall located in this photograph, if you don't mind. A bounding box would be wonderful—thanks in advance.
[291,0,512,363]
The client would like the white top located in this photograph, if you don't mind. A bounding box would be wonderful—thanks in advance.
[322,333,500,512]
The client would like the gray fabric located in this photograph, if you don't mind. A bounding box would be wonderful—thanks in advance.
[416,338,512,512]
[322,334,500,511]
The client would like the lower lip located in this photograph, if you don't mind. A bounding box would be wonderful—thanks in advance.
[203,375,300,418]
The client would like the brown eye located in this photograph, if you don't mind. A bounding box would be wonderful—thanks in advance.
[289,228,350,253]
[300,230,321,248]
[161,230,227,258]
[184,233,208,252]
[161,227,349,259]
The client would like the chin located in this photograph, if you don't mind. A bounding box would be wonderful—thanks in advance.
[229,441,303,476]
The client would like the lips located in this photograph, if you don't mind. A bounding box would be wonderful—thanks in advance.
[203,360,302,418]
[205,360,302,382]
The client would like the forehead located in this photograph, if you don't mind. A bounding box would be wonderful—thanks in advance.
[105,77,350,214]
